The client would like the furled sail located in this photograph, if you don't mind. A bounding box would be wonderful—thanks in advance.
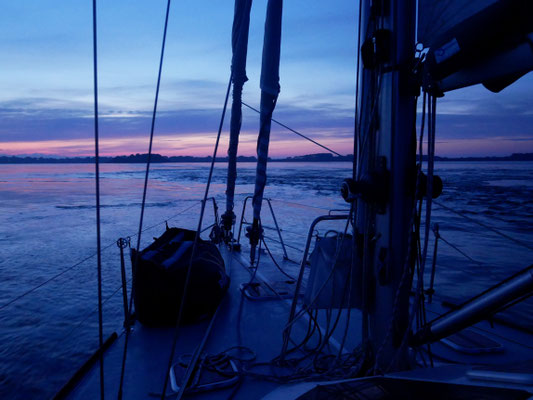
[419,0,533,93]
[252,0,282,221]
[248,0,282,261]
[224,0,253,230]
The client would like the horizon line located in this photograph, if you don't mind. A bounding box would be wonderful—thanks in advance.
[1,152,533,162]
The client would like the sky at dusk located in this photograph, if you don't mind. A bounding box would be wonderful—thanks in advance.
[0,0,532,158]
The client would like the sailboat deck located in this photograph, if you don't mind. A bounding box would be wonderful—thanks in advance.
[63,241,533,399]
[66,245,363,399]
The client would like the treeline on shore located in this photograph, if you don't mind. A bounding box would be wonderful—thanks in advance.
[1,152,532,164]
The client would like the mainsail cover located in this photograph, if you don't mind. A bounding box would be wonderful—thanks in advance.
[417,0,498,48]
[252,0,282,221]
[226,0,253,215]
[419,0,533,92]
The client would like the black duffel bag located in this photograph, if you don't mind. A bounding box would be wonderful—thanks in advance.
[131,227,230,326]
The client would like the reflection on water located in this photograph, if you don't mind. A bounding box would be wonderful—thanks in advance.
[0,161,532,398]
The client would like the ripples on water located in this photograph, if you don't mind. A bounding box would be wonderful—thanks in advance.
[0,161,532,398]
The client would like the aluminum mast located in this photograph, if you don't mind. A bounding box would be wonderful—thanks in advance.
[356,0,417,371]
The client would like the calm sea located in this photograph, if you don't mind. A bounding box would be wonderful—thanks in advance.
[0,161,532,398]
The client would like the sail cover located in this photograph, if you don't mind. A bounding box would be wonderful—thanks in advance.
[226,0,253,215]
[232,0,252,86]
[419,0,533,92]
[417,0,499,48]
[252,0,282,221]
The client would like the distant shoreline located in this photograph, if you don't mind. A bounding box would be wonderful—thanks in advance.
[1,152,532,164]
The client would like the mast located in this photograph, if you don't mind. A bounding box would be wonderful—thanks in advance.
[355,0,417,371]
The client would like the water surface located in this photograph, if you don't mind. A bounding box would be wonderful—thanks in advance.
[0,161,532,398]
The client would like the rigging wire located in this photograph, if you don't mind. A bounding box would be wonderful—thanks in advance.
[337,214,358,361]
[281,208,354,352]
[438,231,484,266]
[1,202,200,388]
[160,73,233,399]
[261,236,296,280]
[269,199,331,211]
[356,3,393,374]
[0,201,199,313]
[356,8,384,181]
[117,1,173,398]
[415,90,433,365]
[235,205,364,380]
[275,309,322,362]
[433,200,533,252]
[243,235,263,288]
[371,193,419,373]
[371,87,426,374]
[263,234,304,253]
[357,71,383,180]
[241,101,342,157]
[307,260,354,370]
[91,0,105,397]
[353,0,363,180]
[50,278,131,356]
[352,0,368,349]
[383,93,437,374]
[0,242,113,312]
[416,95,437,367]
[187,215,364,386]
[138,201,200,234]
[416,94,436,337]
[418,91,427,161]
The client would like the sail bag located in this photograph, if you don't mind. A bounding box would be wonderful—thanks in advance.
[304,233,362,310]
[131,227,229,326]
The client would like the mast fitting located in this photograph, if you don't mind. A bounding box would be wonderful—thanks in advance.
[416,171,443,200]
[362,29,392,69]
[341,158,390,214]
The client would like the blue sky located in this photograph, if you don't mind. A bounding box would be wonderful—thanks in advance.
[0,0,532,157]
